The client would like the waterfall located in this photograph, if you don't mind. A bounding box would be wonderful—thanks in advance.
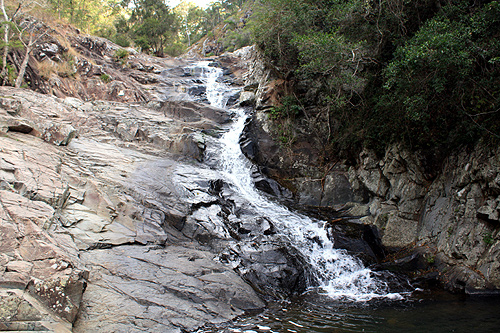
[194,61,404,301]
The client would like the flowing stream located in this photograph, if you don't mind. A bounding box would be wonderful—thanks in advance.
[185,61,500,333]
[194,61,403,302]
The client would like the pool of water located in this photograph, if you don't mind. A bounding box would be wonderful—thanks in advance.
[198,290,500,333]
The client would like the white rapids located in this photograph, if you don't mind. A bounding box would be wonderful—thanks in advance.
[192,61,404,301]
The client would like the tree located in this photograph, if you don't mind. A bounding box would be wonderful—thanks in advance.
[127,0,178,56]
[174,1,209,47]
[1,0,21,84]
[15,17,48,88]
[1,0,47,85]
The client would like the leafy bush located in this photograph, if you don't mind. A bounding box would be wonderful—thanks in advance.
[164,42,186,57]
[483,232,495,245]
[222,30,251,52]
[113,34,131,48]
[269,95,302,120]
[381,1,500,149]
[100,73,111,83]
[114,49,129,61]
[250,0,500,162]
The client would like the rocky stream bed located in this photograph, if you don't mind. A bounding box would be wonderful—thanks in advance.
[1,34,500,333]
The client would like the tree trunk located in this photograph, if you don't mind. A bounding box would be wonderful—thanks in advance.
[15,33,33,88]
[1,0,10,83]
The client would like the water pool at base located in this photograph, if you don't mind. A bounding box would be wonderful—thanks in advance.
[198,291,500,333]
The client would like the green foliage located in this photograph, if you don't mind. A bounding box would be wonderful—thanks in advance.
[268,95,302,148]
[40,0,247,58]
[249,0,308,73]
[114,48,129,60]
[0,22,24,50]
[48,0,122,35]
[127,0,179,56]
[222,30,251,52]
[0,60,16,85]
[381,1,500,150]
[113,33,131,47]
[276,121,296,147]
[100,73,112,83]
[164,41,186,57]
[223,18,237,30]
[250,0,500,162]
[269,95,302,120]
[113,48,129,66]
[483,232,495,245]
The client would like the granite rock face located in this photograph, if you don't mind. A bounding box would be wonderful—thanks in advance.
[0,65,267,331]
[237,46,500,293]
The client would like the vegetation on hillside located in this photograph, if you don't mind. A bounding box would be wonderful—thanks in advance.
[1,0,245,59]
[1,0,498,166]
[0,0,245,87]
[248,0,500,164]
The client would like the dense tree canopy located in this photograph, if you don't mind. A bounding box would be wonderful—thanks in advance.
[42,0,246,55]
[1,0,498,162]
[249,0,500,161]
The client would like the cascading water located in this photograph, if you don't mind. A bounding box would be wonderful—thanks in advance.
[194,61,404,301]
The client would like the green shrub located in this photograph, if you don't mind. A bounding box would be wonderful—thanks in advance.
[483,232,495,245]
[164,42,186,57]
[269,95,302,120]
[381,1,500,150]
[100,73,111,83]
[113,49,130,66]
[113,34,131,48]
[114,49,129,61]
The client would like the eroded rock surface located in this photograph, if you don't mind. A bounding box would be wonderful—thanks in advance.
[0,58,270,331]
[75,245,264,332]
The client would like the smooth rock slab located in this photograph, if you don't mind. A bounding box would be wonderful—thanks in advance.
[74,245,264,332]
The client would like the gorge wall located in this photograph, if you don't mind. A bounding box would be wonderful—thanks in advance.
[230,46,500,293]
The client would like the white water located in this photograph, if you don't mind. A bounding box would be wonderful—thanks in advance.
[195,61,403,301]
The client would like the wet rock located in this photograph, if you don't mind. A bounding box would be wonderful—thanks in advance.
[240,113,281,170]
[326,220,386,264]
[188,85,207,97]
[1,68,280,329]
[239,91,256,106]
[231,241,311,298]
[235,48,500,292]
[239,137,256,161]
[74,245,264,332]
[252,167,293,200]
[226,91,240,107]
[379,252,429,273]
[167,166,310,298]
